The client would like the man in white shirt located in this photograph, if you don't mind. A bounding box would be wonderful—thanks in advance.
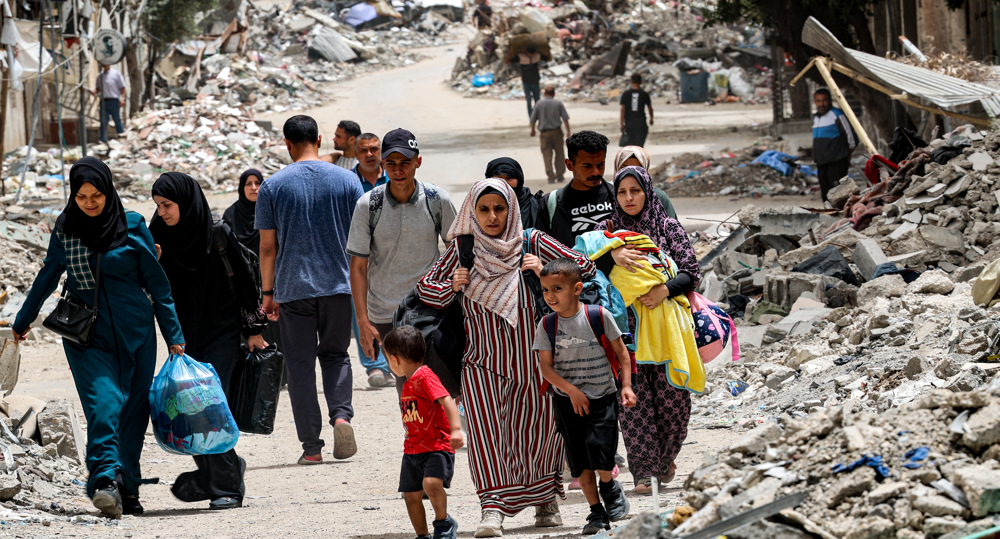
[92,64,126,142]
[321,120,361,169]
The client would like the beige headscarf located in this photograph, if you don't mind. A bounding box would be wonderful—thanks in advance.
[447,178,524,326]
[614,145,651,172]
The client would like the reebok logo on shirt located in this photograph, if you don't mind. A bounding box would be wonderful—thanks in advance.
[570,202,613,232]
[570,202,613,216]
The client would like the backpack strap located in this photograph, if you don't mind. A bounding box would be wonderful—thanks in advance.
[584,304,624,378]
[456,234,475,270]
[368,187,385,237]
[546,189,560,222]
[420,182,443,236]
[538,312,559,395]
[212,220,237,298]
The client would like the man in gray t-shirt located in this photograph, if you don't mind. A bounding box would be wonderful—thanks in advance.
[529,86,571,183]
[346,128,456,390]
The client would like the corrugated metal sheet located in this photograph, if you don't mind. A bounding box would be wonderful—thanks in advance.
[802,16,1000,118]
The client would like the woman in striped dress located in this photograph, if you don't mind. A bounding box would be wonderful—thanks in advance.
[417,178,596,537]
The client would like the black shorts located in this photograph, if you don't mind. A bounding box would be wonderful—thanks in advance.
[399,451,455,493]
[552,393,619,478]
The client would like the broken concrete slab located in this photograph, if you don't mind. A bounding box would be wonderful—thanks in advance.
[920,226,966,254]
[954,464,1000,517]
[36,400,85,464]
[853,239,890,281]
[763,272,842,310]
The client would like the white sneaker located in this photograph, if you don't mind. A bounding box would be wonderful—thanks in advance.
[534,499,562,527]
[474,509,504,537]
[367,370,388,387]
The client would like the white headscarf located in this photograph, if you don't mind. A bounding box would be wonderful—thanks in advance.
[447,178,524,326]
[614,145,651,172]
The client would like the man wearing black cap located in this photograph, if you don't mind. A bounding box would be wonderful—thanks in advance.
[347,128,457,394]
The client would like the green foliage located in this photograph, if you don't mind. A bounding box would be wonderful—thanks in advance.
[143,0,219,46]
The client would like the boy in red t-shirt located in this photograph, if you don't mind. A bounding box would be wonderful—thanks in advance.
[383,325,464,539]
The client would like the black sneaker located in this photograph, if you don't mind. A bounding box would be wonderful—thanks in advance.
[599,479,630,521]
[92,479,122,517]
[581,509,611,535]
[122,493,143,515]
[432,514,458,539]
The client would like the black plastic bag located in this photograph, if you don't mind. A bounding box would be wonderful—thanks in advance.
[791,245,859,286]
[229,343,284,435]
[888,127,927,164]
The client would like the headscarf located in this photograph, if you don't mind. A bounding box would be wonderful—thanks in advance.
[149,172,214,274]
[604,166,673,250]
[485,157,540,228]
[223,168,263,254]
[614,145,650,172]
[485,157,524,189]
[55,157,129,253]
[447,178,523,326]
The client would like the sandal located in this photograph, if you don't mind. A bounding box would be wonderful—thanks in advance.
[633,477,653,495]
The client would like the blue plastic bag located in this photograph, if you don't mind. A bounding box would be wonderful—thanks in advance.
[149,353,240,456]
[471,73,494,87]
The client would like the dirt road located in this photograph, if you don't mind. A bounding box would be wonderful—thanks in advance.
[11,44,800,538]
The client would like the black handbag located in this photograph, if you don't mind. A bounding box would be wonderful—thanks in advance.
[43,254,102,346]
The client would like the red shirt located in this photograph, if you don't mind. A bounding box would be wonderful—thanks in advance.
[401,366,454,455]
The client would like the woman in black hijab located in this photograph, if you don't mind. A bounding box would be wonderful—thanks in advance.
[12,157,185,517]
[223,169,263,256]
[485,157,543,230]
[151,172,267,510]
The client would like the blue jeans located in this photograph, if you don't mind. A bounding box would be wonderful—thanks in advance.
[99,98,124,142]
[351,300,389,375]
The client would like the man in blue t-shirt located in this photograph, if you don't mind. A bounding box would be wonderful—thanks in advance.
[256,115,363,466]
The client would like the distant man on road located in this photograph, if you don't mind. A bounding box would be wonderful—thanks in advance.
[321,120,362,170]
[349,132,394,387]
[347,128,457,395]
[812,88,857,203]
[518,47,543,117]
[530,86,571,184]
[256,115,363,465]
[92,64,126,143]
[537,130,613,248]
[619,73,653,147]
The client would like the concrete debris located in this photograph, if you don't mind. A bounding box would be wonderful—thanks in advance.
[652,137,825,199]
[2,0,456,208]
[35,400,85,465]
[450,1,771,105]
[666,383,1000,538]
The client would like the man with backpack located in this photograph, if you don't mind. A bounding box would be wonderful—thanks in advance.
[347,128,457,395]
[538,131,677,249]
[536,131,614,248]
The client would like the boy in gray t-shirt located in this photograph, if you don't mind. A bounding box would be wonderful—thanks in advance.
[532,259,636,535]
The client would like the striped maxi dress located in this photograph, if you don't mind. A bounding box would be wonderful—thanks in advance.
[417,229,597,516]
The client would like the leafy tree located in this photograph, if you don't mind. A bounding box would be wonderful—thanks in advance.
[143,0,219,46]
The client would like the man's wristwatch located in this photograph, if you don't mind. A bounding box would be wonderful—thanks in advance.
[263,290,274,296]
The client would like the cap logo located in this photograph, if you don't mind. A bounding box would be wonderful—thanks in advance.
[408,139,418,149]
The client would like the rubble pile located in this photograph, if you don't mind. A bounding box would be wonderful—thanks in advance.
[892,48,1000,86]
[648,385,1000,539]
[650,137,822,198]
[621,123,1000,538]
[451,0,771,104]
[0,391,106,524]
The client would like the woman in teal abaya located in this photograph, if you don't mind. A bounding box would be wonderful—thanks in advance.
[12,157,185,517]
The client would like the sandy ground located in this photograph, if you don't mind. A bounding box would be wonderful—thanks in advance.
[7,42,814,538]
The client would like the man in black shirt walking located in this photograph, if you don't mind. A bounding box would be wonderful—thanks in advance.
[619,73,653,147]
[519,47,543,117]
[536,130,615,248]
